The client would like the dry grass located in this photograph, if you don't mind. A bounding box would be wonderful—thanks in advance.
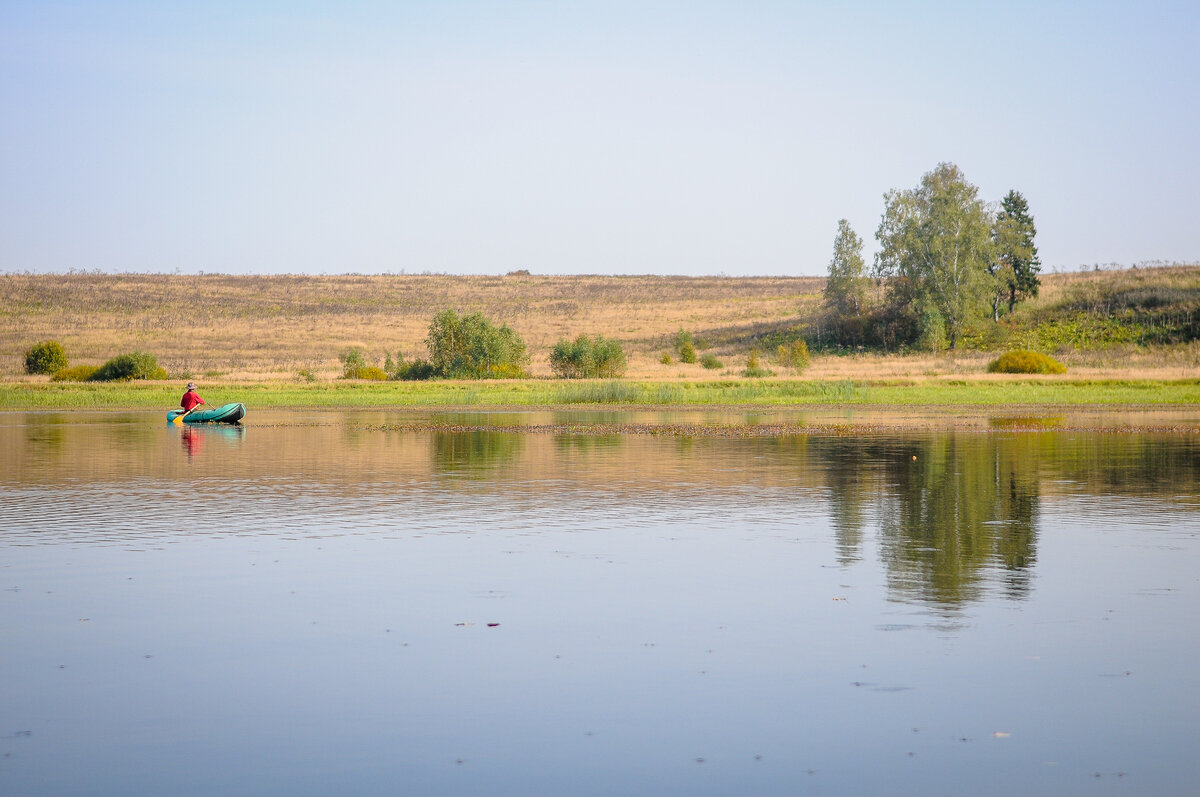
[2,267,1198,381]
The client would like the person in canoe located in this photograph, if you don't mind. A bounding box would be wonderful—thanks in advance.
[180,382,206,416]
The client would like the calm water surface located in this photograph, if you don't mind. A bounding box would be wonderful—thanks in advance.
[2,409,1199,796]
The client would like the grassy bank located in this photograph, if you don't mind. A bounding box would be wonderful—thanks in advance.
[3,378,1199,410]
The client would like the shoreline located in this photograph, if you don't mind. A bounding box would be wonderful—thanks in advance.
[3,377,1200,412]
[4,385,1198,435]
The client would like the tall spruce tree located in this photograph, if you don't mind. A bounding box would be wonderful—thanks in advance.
[991,190,1041,319]
[824,219,868,316]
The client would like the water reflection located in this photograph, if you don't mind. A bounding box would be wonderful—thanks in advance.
[431,430,525,478]
[3,410,1200,795]
[175,423,246,460]
[1,411,1198,613]
[875,436,1039,607]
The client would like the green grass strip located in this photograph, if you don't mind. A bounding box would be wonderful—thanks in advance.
[2,378,1199,410]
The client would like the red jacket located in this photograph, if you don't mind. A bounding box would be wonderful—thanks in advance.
[181,390,206,411]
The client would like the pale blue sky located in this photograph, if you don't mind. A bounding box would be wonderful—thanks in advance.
[2,1,1197,275]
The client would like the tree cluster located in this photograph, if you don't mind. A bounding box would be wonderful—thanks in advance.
[425,309,530,379]
[822,163,1041,350]
[549,334,627,378]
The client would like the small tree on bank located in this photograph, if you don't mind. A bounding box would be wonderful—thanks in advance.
[824,219,868,316]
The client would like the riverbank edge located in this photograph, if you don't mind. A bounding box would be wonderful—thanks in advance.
[2,377,1199,410]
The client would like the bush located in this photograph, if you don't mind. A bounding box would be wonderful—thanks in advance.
[660,352,673,364]
[51,364,98,382]
[987,349,1067,374]
[549,334,628,378]
[776,340,811,371]
[426,309,529,379]
[339,347,369,378]
[673,329,699,363]
[344,365,388,380]
[394,359,436,381]
[742,349,774,378]
[25,340,68,374]
[89,352,165,381]
[700,353,723,369]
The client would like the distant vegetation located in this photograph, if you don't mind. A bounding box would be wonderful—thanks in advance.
[333,310,530,381]
[822,163,1042,351]
[742,350,773,378]
[51,365,98,382]
[425,309,528,379]
[549,334,627,378]
[90,352,166,381]
[31,346,165,382]
[676,330,698,364]
[339,348,388,380]
[24,340,68,375]
[775,340,810,372]
[3,261,1197,382]
[987,350,1067,374]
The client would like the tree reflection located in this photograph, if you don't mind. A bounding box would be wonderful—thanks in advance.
[877,435,1039,608]
[822,441,870,565]
[430,431,525,478]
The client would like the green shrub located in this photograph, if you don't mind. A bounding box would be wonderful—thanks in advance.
[394,359,436,381]
[344,365,388,380]
[987,349,1067,374]
[51,364,98,382]
[660,352,673,364]
[426,309,529,379]
[25,340,68,374]
[673,329,699,362]
[297,368,317,382]
[549,334,628,378]
[89,352,165,381]
[700,353,723,369]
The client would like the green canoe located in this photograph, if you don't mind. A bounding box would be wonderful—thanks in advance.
[167,403,246,424]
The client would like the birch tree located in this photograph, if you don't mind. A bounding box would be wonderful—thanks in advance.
[874,163,995,349]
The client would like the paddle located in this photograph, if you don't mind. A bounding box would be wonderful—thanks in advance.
[173,405,196,425]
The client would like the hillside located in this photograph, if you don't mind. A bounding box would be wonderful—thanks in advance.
[2,267,1198,380]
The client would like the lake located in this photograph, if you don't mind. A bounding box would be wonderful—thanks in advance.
[2,408,1199,796]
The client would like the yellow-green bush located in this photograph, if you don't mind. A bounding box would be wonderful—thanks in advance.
[344,365,388,380]
[52,364,99,382]
[986,349,1067,374]
[776,340,811,371]
[742,349,774,378]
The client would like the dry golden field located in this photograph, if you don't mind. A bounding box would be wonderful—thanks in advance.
[2,267,1198,381]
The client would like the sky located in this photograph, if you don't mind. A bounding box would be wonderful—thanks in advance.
[2,0,1197,276]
